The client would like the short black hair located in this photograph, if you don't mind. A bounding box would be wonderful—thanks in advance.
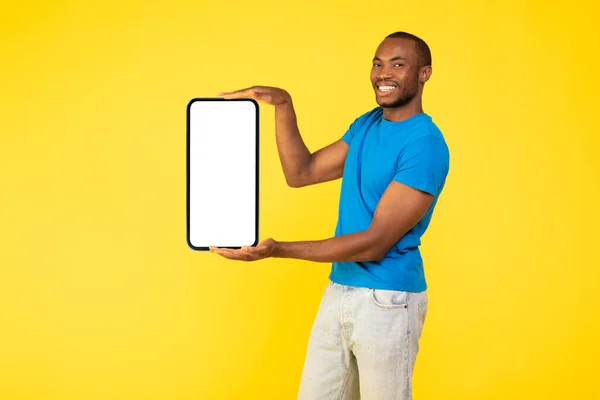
[385,31,432,68]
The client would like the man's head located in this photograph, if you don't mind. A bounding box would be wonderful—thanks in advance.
[371,32,432,109]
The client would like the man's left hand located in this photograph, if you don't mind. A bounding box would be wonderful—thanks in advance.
[209,238,278,261]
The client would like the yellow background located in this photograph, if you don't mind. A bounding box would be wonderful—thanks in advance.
[1,0,599,399]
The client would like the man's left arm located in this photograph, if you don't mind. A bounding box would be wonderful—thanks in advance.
[271,182,434,262]
[210,182,433,262]
[211,134,449,262]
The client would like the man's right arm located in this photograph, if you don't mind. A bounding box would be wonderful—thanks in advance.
[274,101,349,188]
[219,85,350,188]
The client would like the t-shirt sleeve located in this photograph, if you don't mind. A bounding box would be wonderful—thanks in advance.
[342,121,357,144]
[341,125,354,145]
[341,111,372,145]
[393,135,450,196]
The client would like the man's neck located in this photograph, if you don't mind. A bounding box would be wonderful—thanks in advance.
[381,104,424,122]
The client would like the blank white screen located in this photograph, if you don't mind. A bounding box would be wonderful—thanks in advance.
[188,99,258,249]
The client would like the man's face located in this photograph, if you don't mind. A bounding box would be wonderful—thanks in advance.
[370,38,422,108]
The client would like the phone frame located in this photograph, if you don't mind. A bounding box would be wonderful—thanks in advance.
[186,97,260,251]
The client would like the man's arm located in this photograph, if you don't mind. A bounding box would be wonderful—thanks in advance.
[271,181,434,262]
[274,101,349,187]
[219,86,349,188]
[271,134,449,262]
[210,131,448,263]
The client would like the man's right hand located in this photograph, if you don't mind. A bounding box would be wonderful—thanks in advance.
[218,86,291,106]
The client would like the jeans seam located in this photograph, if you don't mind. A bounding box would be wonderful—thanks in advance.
[337,363,353,400]
[405,294,412,397]
[336,288,352,400]
[340,290,352,347]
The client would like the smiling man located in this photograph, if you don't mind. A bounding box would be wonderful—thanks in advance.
[213,31,450,400]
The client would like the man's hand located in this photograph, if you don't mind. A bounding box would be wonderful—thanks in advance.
[218,86,291,106]
[209,238,278,261]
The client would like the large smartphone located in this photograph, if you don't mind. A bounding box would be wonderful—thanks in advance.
[186,98,259,250]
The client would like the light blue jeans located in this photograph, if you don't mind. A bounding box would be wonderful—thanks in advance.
[298,281,428,400]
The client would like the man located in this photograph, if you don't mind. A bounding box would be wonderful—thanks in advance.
[211,31,450,400]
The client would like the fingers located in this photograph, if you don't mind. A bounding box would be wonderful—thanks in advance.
[212,248,243,260]
[208,239,273,261]
[218,86,266,99]
[210,246,256,261]
[218,89,250,99]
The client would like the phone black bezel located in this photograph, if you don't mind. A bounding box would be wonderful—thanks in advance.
[186,97,260,251]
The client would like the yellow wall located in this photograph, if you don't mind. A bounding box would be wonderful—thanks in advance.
[1,0,599,399]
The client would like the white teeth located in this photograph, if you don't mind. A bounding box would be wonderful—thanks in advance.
[379,85,396,91]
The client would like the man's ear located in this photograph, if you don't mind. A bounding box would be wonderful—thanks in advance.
[420,66,432,84]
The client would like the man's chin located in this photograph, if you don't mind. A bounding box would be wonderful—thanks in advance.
[376,93,415,108]
[376,98,398,108]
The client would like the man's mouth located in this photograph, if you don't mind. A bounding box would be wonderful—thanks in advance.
[376,84,397,95]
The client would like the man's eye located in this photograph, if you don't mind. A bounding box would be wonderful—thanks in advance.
[373,64,381,67]
[395,64,404,67]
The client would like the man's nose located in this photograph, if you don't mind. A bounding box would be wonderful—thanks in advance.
[377,67,393,79]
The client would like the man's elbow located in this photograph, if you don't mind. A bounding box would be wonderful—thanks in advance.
[286,178,302,187]
[286,159,315,188]
[285,177,306,188]
[358,240,389,261]
[360,230,393,261]
[365,247,387,261]
[353,249,385,262]
[285,171,313,188]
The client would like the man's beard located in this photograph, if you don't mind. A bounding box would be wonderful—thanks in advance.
[377,75,419,108]
[379,88,417,108]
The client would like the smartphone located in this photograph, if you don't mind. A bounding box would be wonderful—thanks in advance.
[186,98,259,250]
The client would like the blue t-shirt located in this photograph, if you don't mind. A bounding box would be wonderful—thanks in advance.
[329,107,450,292]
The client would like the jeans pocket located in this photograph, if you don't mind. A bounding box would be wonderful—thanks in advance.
[371,288,409,310]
